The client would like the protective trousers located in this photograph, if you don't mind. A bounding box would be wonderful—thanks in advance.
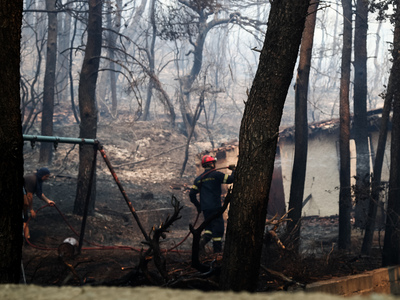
[202,209,224,253]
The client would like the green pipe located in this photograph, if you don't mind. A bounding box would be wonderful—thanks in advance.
[23,134,98,145]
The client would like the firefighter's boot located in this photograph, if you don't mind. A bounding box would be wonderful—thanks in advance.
[199,233,212,255]
[213,240,222,253]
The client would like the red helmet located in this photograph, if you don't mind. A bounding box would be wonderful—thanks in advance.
[201,155,216,167]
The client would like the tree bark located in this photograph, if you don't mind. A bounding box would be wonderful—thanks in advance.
[338,0,353,250]
[39,0,58,164]
[353,0,370,229]
[0,0,24,283]
[74,0,102,215]
[220,0,310,292]
[382,3,400,266]
[287,0,319,251]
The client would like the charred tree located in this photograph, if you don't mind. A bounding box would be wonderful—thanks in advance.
[382,2,400,266]
[0,0,24,283]
[353,0,370,229]
[286,0,319,251]
[220,0,310,292]
[74,0,102,215]
[338,0,353,250]
[39,0,58,164]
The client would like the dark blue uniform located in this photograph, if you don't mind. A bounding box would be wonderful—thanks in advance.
[189,168,234,252]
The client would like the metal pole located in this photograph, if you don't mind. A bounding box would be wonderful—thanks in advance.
[23,134,98,145]
[97,143,149,241]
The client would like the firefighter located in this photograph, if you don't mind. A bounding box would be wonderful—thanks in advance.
[23,167,55,238]
[189,155,235,253]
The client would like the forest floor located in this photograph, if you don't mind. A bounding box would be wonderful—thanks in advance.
[21,115,383,291]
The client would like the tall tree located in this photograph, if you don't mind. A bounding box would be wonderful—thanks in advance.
[57,1,72,103]
[382,0,400,266]
[338,0,353,250]
[353,0,370,228]
[74,0,102,215]
[106,0,121,117]
[286,0,319,251]
[39,0,58,164]
[143,0,157,121]
[0,0,24,283]
[220,0,310,292]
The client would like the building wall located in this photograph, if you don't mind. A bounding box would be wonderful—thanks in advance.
[369,131,391,183]
[279,129,392,217]
[280,131,341,216]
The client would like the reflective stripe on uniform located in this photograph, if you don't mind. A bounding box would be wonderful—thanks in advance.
[212,237,222,241]
[204,230,212,235]
[191,185,198,190]
[223,173,229,184]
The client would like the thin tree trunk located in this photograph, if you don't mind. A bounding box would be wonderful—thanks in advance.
[287,0,319,251]
[0,0,24,283]
[220,0,310,292]
[180,91,203,177]
[39,0,58,164]
[108,0,121,117]
[74,0,102,215]
[143,0,156,121]
[353,0,370,229]
[338,0,352,250]
[57,2,71,102]
[69,14,80,124]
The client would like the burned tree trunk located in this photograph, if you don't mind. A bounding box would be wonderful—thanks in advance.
[74,0,102,215]
[287,0,319,251]
[338,0,353,250]
[0,0,24,283]
[353,0,370,229]
[39,0,58,164]
[220,0,310,292]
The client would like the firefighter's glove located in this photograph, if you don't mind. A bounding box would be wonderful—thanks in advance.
[228,164,236,171]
